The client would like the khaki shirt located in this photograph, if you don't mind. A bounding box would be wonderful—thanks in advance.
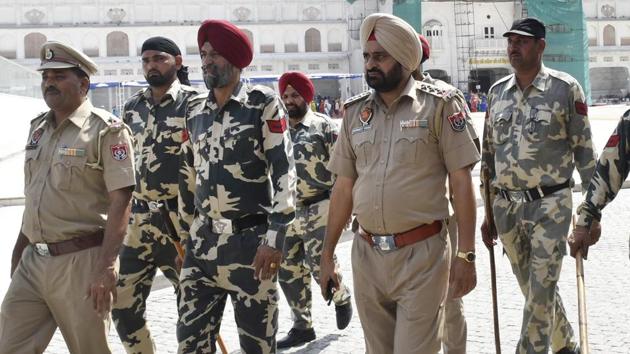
[21,99,135,243]
[328,76,480,234]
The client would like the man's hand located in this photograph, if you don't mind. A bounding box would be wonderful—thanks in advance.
[319,252,340,300]
[174,255,183,274]
[252,245,282,280]
[569,221,601,260]
[448,257,477,299]
[85,266,118,317]
[481,218,497,249]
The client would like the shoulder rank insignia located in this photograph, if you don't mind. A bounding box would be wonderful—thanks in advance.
[417,82,446,98]
[344,91,370,108]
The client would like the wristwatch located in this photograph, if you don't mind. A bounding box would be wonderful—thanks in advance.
[456,250,476,263]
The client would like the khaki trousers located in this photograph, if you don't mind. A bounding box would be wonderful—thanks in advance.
[351,226,450,354]
[442,214,467,354]
[0,246,111,354]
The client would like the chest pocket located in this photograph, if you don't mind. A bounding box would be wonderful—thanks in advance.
[223,127,258,164]
[352,129,376,167]
[24,148,42,188]
[492,110,513,145]
[524,108,552,143]
[393,126,430,164]
[51,154,88,191]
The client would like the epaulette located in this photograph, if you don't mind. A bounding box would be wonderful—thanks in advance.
[124,88,146,110]
[622,109,630,121]
[312,111,331,120]
[30,111,47,124]
[488,74,512,93]
[92,107,116,123]
[546,67,580,87]
[249,84,275,97]
[188,92,208,103]
[417,81,447,98]
[344,91,370,108]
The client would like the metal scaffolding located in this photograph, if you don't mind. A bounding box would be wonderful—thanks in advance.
[453,1,477,92]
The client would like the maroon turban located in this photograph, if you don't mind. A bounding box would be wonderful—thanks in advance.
[197,19,253,69]
[278,72,315,103]
[419,35,430,64]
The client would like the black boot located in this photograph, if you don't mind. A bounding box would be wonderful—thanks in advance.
[555,346,580,354]
[277,328,316,349]
[335,301,353,330]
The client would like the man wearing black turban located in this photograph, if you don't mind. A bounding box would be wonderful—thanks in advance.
[111,36,200,354]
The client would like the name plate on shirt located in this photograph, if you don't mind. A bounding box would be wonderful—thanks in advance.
[352,125,372,134]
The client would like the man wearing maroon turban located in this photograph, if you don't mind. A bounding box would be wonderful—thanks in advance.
[275,72,353,349]
[177,19,297,354]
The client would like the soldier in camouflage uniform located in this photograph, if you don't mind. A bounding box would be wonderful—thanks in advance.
[111,37,199,354]
[177,20,296,354]
[570,109,630,259]
[275,72,352,349]
[480,18,596,354]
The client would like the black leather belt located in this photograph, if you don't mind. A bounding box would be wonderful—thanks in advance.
[497,180,571,203]
[300,191,330,207]
[132,198,178,213]
[208,214,268,234]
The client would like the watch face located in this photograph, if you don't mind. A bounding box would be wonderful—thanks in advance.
[466,252,476,262]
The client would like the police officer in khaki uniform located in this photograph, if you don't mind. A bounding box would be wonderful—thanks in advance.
[320,14,480,354]
[0,41,135,354]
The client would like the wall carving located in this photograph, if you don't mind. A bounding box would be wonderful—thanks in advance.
[303,7,320,21]
[107,8,126,23]
[233,7,251,22]
[25,9,45,24]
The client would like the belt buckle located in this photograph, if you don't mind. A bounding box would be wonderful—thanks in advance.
[371,235,397,251]
[508,191,525,203]
[34,243,51,257]
[212,218,233,234]
[147,201,162,212]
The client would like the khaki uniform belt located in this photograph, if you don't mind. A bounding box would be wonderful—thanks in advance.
[359,220,443,251]
[31,229,105,257]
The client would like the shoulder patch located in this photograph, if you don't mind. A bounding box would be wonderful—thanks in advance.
[447,111,467,132]
[575,101,588,116]
[344,91,371,108]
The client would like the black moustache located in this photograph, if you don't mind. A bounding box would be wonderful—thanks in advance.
[45,87,60,94]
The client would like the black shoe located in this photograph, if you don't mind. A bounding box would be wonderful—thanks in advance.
[277,328,316,349]
[335,301,353,330]
[555,346,580,354]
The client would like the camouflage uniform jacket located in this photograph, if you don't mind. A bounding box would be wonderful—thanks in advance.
[178,81,296,249]
[577,109,630,227]
[290,109,339,203]
[123,80,199,202]
[481,64,596,201]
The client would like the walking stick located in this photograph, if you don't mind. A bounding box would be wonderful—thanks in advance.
[489,246,501,354]
[482,175,501,354]
[160,205,229,354]
[572,216,589,353]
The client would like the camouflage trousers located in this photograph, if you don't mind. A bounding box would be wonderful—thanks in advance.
[279,199,351,330]
[493,189,577,354]
[177,215,278,354]
[112,210,181,354]
[442,214,467,354]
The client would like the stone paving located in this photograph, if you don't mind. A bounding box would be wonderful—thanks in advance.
[43,191,630,354]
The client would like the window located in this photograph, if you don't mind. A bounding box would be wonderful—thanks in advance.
[588,38,597,46]
[603,25,616,46]
[24,32,47,58]
[288,64,300,71]
[589,57,597,63]
[104,69,118,76]
[120,69,134,75]
[328,63,340,70]
[328,29,342,52]
[484,27,495,39]
[423,20,443,49]
[260,44,275,53]
[106,31,129,56]
[241,29,254,48]
[621,37,630,46]
[285,43,298,53]
[308,63,319,70]
[603,56,614,62]
[245,65,257,72]
[305,28,321,52]
[621,56,629,62]
[261,65,273,72]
